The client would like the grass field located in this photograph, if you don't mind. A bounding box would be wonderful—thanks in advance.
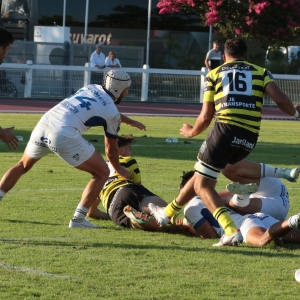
[0,113,300,300]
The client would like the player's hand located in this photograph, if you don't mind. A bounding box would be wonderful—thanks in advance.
[180,124,193,138]
[116,166,131,179]
[128,119,146,131]
[0,126,19,150]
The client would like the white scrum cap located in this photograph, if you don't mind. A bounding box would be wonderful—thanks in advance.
[104,70,131,102]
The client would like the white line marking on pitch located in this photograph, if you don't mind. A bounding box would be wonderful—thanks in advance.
[0,263,76,279]
[9,187,300,193]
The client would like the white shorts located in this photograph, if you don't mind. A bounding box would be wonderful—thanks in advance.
[260,196,289,221]
[26,126,95,167]
[239,213,278,243]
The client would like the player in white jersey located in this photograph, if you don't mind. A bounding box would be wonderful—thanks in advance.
[183,196,300,246]
[0,70,146,228]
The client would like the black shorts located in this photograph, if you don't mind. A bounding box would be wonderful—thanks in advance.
[198,122,258,169]
[108,184,156,228]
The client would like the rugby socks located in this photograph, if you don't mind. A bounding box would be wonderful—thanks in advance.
[73,203,89,221]
[260,163,281,178]
[288,214,300,229]
[231,194,250,207]
[0,189,5,201]
[213,207,237,236]
[164,199,184,218]
[171,211,186,225]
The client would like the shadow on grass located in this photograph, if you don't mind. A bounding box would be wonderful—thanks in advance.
[1,131,300,166]
[3,219,62,226]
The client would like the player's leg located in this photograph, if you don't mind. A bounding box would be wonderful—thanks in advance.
[70,149,109,228]
[0,126,52,200]
[222,159,261,185]
[260,163,300,182]
[223,159,300,183]
[193,169,242,246]
[147,172,197,226]
[87,197,110,220]
[0,150,40,195]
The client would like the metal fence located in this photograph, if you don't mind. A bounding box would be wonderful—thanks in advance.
[0,63,299,105]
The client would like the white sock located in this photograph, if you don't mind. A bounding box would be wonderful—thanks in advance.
[232,194,250,207]
[73,203,89,220]
[0,189,6,201]
[260,163,282,178]
[288,214,299,228]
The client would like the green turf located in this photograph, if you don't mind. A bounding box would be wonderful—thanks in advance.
[0,113,300,299]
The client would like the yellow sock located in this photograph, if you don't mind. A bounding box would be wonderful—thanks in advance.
[170,211,185,225]
[164,199,183,218]
[213,207,237,236]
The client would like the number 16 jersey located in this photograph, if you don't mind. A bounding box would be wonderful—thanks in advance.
[203,61,274,133]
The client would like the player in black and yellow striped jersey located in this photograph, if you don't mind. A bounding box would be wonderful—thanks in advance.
[87,135,167,229]
[204,61,273,134]
[148,38,299,246]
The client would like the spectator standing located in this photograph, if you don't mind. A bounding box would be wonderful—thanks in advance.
[105,51,121,68]
[90,44,106,69]
[205,40,222,71]
[0,27,18,150]
[90,44,106,84]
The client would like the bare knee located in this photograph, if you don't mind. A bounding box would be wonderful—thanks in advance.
[222,164,239,181]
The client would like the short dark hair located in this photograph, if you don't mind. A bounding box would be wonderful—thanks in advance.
[224,38,247,57]
[180,170,194,187]
[213,40,219,45]
[0,28,14,48]
[117,135,135,148]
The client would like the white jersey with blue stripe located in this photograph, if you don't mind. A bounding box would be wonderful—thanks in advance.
[38,85,121,139]
[184,196,246,237]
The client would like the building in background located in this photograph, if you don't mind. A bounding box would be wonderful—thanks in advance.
[0,0,212,69]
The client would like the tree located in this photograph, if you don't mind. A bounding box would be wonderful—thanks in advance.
[157,0,300,48]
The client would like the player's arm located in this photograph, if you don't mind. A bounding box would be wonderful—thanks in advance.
[0,126,19,150]
[204,58,211,71]
[120,114,146,131]
[180,101,215,138]
[265,82,299,117]
[105,136,130,179]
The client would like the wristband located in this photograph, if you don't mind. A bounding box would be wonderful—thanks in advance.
[294,110,299,118]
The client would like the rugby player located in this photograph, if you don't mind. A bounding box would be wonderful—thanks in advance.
[0,70,146,228]
[176,171,300,246]
[87,135,167,231]
[148,38,300,246]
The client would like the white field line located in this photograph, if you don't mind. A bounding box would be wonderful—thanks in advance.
[0,263,77,279]
[1,143,300,149]
[9,187,300,193]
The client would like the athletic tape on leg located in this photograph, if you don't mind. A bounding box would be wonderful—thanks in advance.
[194,160,221,181]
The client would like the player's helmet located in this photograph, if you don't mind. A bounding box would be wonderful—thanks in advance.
[104,70,131,102]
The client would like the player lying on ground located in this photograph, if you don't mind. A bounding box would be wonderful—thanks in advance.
[0,70,146,228]
[87,135,167,231]
[148,38,300,246]
[149,160,298,230]
[180,174,300,246]
[108,158,295,233]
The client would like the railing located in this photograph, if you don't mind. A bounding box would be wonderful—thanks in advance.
[0,62,299,105]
